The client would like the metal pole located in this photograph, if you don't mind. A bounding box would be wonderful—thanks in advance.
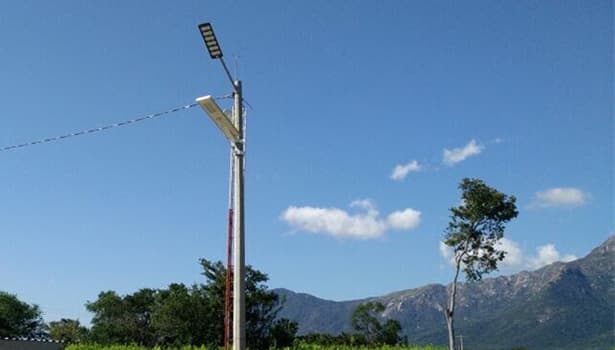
[232,80,245,350]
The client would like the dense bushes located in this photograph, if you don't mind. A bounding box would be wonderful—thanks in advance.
[83,259,296,349]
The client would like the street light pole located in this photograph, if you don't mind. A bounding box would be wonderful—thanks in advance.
[196,22,247,350]
[231,79,245,350]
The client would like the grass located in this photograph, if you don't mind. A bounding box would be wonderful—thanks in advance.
[66,344,447,350]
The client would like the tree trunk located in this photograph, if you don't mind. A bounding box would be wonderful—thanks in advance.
[446,251,463,350]
[446,312,455,350]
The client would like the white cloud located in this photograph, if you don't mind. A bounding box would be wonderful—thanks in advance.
[438,238,577,271]
[350,199,378,215]
[439,241,454,264]
[528,244,578,269]
[496,238,524,267]
[531,187,589,208]
[439,241,451,259]
[387,209,421,230]
[390,160,421,181]
[281,200,421,240]
[442,139,484,166]
[438,238,522,267]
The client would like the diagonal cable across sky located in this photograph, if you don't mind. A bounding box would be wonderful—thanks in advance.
[0,98,229,153]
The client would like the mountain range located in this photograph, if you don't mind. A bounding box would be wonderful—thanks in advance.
[275,236,615,350]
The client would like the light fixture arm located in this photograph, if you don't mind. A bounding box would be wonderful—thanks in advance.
[219,57,238,93]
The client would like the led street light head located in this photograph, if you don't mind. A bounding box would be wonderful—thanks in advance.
[196,95,240,142]
[198,23,223,59]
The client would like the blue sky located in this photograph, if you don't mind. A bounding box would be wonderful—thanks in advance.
[0,1,612,324]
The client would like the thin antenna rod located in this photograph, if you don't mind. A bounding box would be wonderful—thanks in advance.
[234,55,240,81]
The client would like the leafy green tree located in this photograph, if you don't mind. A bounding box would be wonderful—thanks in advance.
[244,265,283,349]
[270,318,298,348]
[351,302,384,345]
[380,319,403,345]
[197,259,228,346]
[443,178,518,350]
[351,301,402,345]
[123,288,157,346]
[0,291,46,337]
[49,319,89,343]
[86,288,159,346]
[297,333,342,346]
[151,283,206,346]
[199,258,283,349]
[86,291,134,344]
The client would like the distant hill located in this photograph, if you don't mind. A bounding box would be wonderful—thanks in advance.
[275,236,615,350]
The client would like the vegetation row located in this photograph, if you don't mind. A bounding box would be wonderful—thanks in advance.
[2,178,526,350]
[66,344,446,350]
